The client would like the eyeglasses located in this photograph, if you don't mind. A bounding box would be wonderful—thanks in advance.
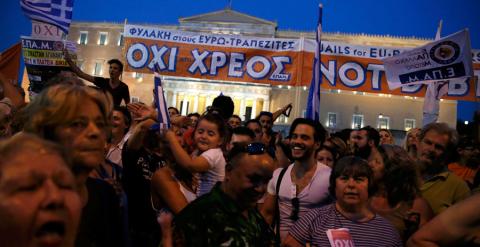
[290,197,299,221]
[227,142,267,162]
[242,142,267,155]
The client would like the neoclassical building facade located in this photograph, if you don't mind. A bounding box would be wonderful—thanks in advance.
[23,8,457,136]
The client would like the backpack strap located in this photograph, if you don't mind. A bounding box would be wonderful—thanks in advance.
[273,166,288,246]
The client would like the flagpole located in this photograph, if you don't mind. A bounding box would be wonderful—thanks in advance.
[422,19,443,127]
[305,3,323,121]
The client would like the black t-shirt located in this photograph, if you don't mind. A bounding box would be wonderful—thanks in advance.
[75,178,124,247]
[93,77,130,106]
[121,142,167,247]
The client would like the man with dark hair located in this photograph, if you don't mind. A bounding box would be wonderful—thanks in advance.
[351,126,379,159]
[168,107,179,117]
[416,122,470,215]
[257,111,274,133]
[64,51,130,106]
[172,142,276,246]
[226,126,255,152]
[261,118,331,241]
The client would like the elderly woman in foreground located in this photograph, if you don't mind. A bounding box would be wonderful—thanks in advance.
[0,133,82,247]
[283,156,402,247]
[21,84,124,247]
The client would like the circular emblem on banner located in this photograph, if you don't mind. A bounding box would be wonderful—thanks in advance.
[53,41,64,51]
[429,41,460,64]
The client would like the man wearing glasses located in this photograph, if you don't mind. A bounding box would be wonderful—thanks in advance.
[261,118,332,242]
[172,142,276,246]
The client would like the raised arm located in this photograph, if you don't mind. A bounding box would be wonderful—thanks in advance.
[272,103,292,122]
[63,49,95,83]
[164,130,211,173]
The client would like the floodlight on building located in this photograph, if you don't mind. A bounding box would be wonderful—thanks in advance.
[303,86,307,91]
[465,121,469,125]
[378,113,384,119]
[278,85,283,89]
[287,85,292,89]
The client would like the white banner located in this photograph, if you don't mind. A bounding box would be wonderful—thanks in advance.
[382,29,473,89]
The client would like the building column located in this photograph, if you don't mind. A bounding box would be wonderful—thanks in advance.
[171,91,177,108]
[206,95,213,109]
[239,98,246,120]
[263,98,270,111]
[252,99,257,119]
[193,94,199,113]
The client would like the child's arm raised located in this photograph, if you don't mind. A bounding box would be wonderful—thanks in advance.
[165,130,211,173]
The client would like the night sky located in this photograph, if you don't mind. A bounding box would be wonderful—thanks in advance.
[2,0,479,120]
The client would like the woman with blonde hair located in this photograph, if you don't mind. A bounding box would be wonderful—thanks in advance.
[404,128,421,158]
[379,128,395,145]
[21,84,124,247]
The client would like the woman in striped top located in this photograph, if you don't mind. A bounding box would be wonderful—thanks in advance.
[283,156,402,247]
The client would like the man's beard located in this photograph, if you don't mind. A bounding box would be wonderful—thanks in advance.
[353,144,372,160]
[417,152,445,175]
[291,144,314,162]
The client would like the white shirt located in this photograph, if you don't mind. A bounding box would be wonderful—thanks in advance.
[267,162,331,240]
[195,148,226,197]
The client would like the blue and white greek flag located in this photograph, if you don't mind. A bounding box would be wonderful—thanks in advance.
[20,0,74,34]
[305,4,323,121]
[153,66,171,130]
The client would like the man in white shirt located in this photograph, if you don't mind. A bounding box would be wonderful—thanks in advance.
[261,118,331,242]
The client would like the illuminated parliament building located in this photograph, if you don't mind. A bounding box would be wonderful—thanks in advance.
[26,8,458,140]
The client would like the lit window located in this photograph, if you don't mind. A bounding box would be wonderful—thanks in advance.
[378,116,390,129]
[133,72,143,79]
[79,31,88,45]
[404,119,416,131]
[352,114,364,129]
[98,32,108,46]
[118,33,124,46]
[94,61,103,75]
[76,59,84,70]
[326,112,337,128]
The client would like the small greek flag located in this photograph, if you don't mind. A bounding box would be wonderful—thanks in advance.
[153,65,171,130]
[20,0,74,34]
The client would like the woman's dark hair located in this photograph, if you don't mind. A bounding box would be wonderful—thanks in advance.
[377,144,419,207]
[328,156,375,198]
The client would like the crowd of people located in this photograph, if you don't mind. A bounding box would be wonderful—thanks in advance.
[0,57,479,247]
